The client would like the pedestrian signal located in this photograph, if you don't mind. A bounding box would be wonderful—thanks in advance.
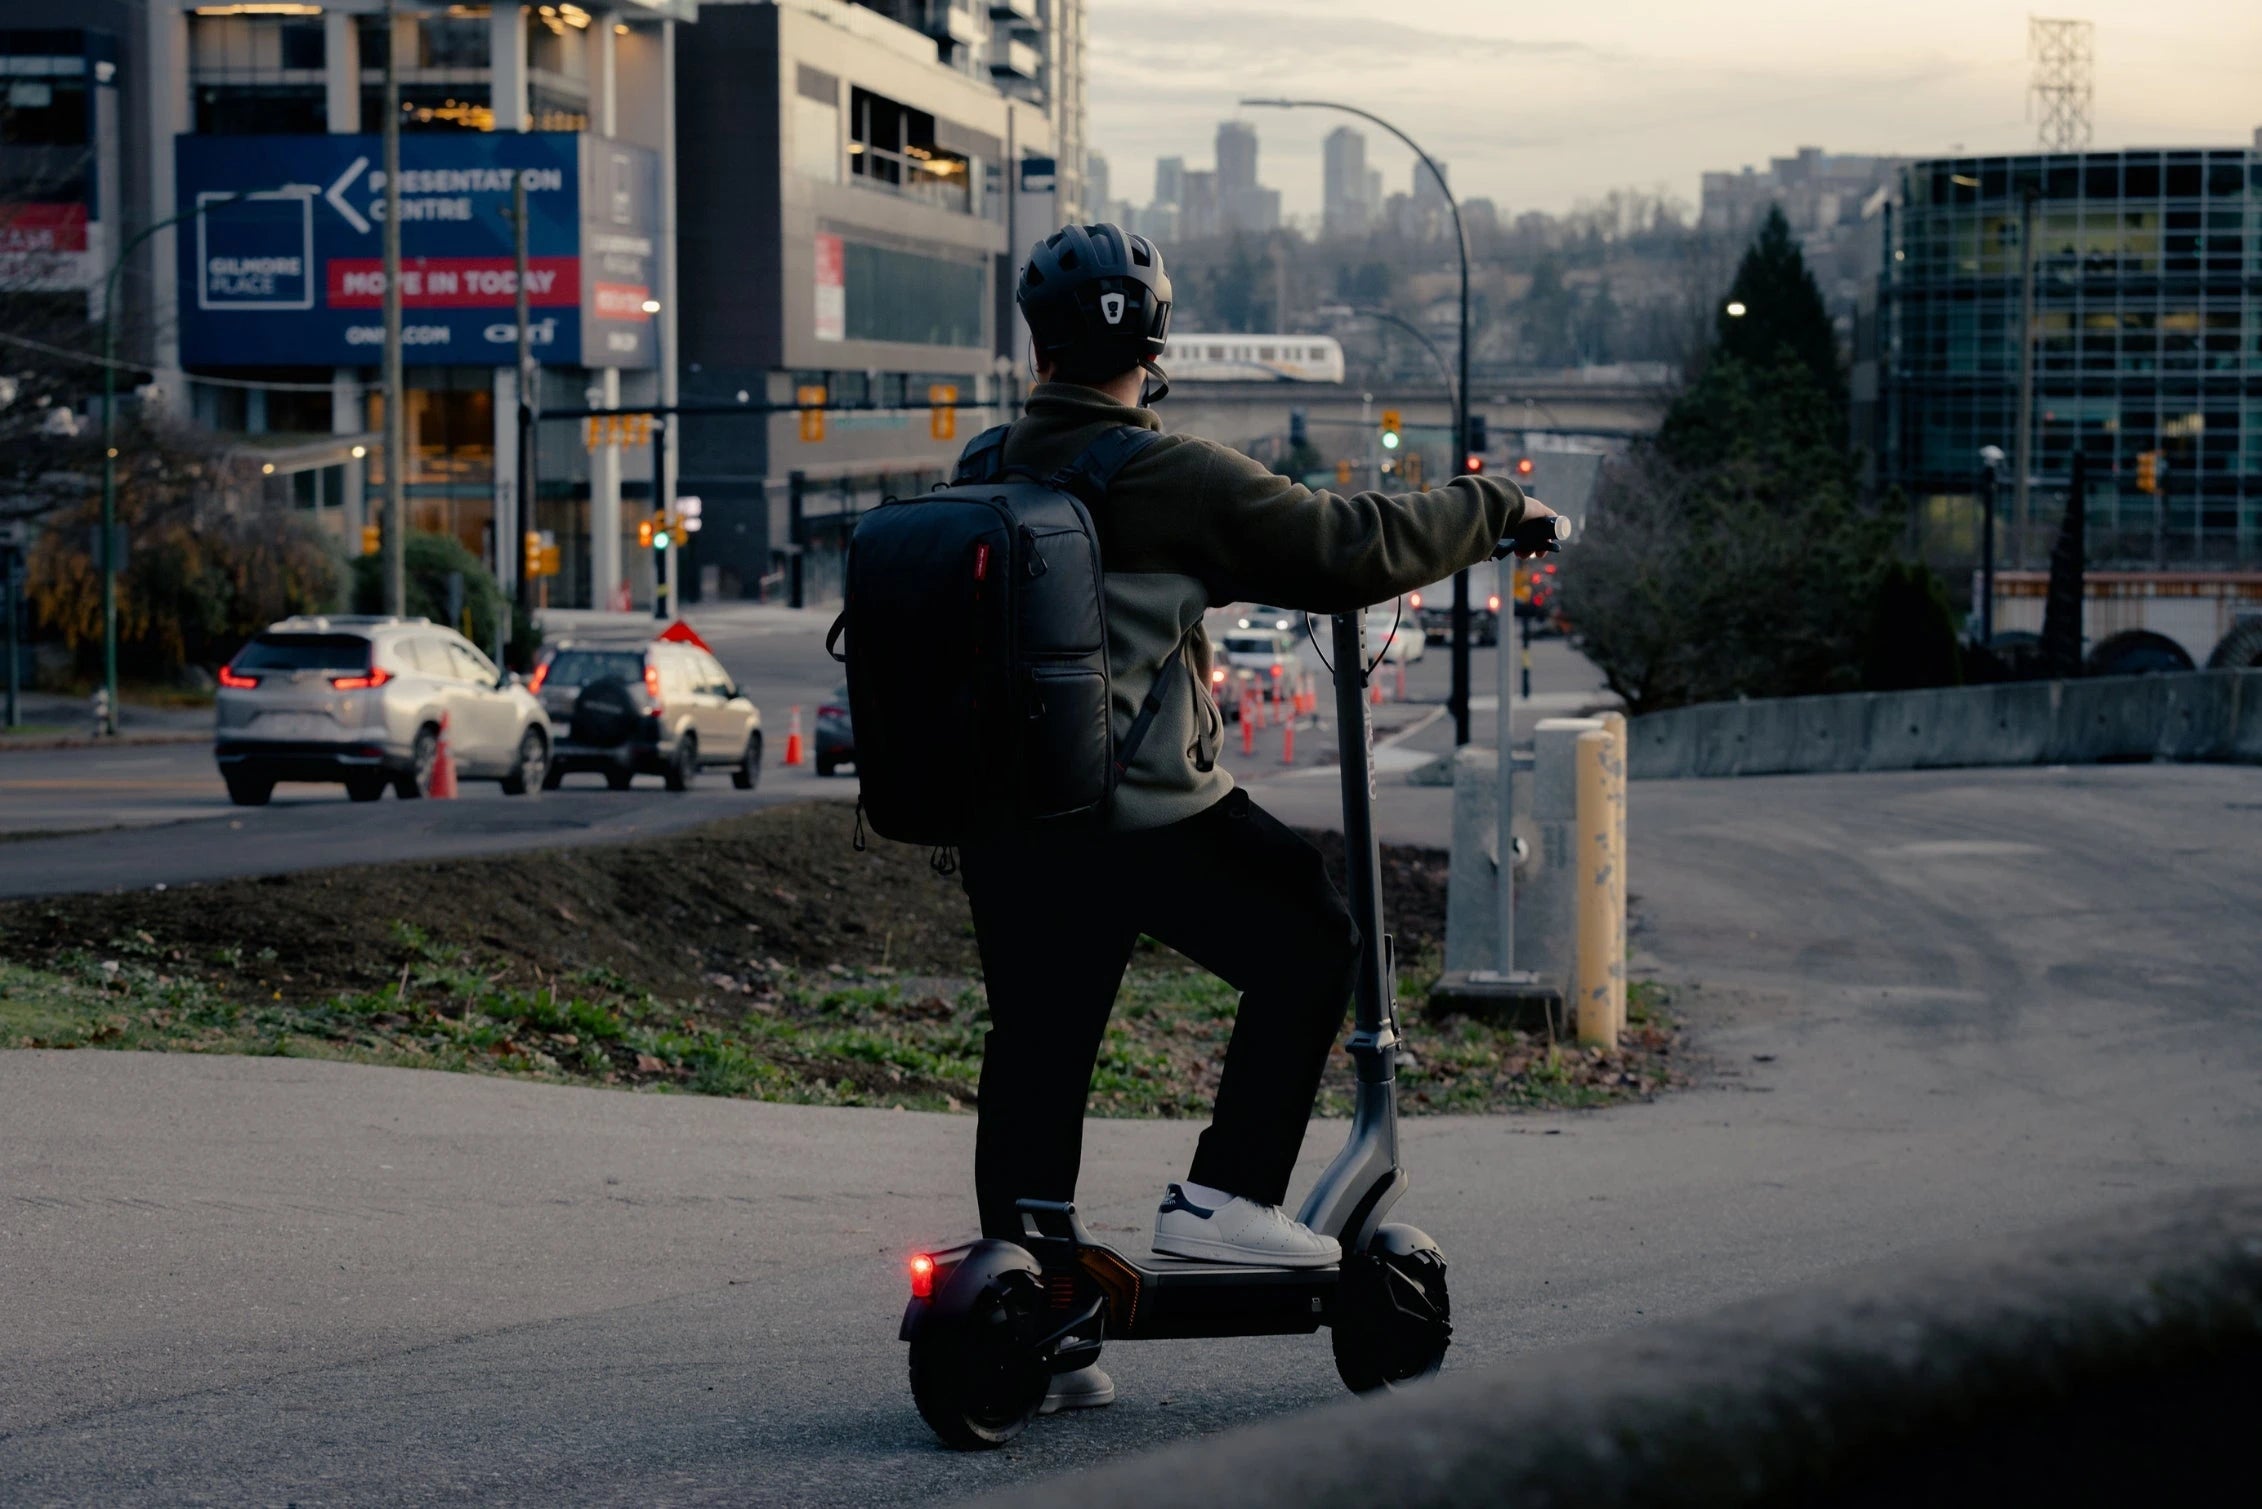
[929,384,957,441]
[797,384,827,443]
[360,523,381,556]
[523,530,543,579]
[2135,451,2158,494]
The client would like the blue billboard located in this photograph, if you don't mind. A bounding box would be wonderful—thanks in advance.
[175,132,658,369]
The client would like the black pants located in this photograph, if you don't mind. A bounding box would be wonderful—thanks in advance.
[960,789,1359,1241]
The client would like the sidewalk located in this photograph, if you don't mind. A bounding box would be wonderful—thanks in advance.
[0,692,211,752]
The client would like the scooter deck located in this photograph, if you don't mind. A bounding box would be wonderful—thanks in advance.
[1037,1238,1338,1342]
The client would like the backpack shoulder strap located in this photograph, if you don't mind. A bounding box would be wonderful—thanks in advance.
[1048,425,1165,510]
[952,422,1014,485]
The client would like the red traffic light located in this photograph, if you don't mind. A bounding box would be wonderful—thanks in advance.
[1464,454,1484,474]
[1514,457,1535,477]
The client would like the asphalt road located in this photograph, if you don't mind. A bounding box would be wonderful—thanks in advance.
[0,606,1604,893]
[5,762,2258,1505]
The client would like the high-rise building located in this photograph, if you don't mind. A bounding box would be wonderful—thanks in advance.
[1861,147,2262,576]
[1323,126,1371,237]
[853,0,1089,218]
[1155,155,1185,209]
[1179,168,1220,239]
[1216,120,1258,193]
[1410,157,1451,239]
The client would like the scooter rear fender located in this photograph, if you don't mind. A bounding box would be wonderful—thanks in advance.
[898,1238,1042,1341]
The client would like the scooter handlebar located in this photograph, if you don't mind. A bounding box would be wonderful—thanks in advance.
[1495,511,1571,559]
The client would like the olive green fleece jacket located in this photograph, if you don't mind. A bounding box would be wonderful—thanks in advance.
[1001,382,1528,832]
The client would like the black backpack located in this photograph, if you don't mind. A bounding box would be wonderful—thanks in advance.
[828,422,1176,846]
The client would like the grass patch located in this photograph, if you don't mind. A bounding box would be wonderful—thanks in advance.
[0,801,1681,1115]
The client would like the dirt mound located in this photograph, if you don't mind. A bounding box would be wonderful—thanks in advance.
[0,802,1449,1008]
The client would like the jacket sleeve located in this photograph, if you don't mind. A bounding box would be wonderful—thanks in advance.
[1184,440,1528,612]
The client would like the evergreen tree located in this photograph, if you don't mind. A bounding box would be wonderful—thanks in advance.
[1714,205,1844,409]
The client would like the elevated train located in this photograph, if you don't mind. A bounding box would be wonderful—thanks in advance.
[1162,333,1346,384]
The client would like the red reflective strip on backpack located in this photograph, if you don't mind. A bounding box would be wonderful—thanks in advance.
[974,542,991,581]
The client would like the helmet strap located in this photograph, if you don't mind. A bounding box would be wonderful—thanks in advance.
[1139,360,1171,406]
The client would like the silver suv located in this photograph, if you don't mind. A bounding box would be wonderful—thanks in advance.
[534,638,763,792]
[215,616,550,806]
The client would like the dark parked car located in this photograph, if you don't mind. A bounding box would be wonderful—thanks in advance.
[531,638,762,791]
[816,684,853,776]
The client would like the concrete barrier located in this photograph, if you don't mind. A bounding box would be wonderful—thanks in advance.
[1628,669,2262,780]
[971,1187,2262,1509]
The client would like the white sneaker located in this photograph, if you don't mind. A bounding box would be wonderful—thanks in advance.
[1152,1183,1342,1268]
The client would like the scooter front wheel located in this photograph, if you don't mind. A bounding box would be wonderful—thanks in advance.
[908,1272,1051,1449]
[1331,1227,1452,1394]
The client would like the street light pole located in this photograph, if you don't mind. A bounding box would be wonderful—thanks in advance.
[381,0,406,617]
[644,298,669,622]
[1347,306,1455,407]
[98,193,243,736]
[1242,97,1474,744]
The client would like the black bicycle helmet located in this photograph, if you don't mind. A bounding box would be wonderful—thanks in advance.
[1017,222,1173,396]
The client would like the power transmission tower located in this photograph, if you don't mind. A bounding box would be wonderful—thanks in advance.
[2028,17,2095,151]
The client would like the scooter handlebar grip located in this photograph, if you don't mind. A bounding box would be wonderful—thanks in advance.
[1495,512,1571,558]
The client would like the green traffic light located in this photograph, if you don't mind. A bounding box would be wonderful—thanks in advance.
[1381,432,1400,450]
[654,531,672,550]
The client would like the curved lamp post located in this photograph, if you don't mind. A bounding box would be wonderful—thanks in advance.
[1348,305,1456,408]
[1241,98,1477,743]
[98,192,244,735]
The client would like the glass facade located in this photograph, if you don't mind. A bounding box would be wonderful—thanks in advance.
[1877,148,2262,571]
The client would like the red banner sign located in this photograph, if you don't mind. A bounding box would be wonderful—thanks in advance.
[592,281,652,321]
[0,203,89,254]
[326,256,581,308]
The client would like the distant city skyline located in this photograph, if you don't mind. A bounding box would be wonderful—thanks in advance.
[1088,0,2261,222]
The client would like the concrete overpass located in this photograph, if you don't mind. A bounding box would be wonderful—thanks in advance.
[1157,376,1673,458]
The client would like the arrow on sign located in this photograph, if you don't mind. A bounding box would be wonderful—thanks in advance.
[325,156,370,233]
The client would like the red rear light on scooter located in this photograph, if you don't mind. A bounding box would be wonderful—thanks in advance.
[909,1253,935,1299]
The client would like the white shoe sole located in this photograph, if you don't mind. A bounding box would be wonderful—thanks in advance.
[1151,1231,1340,1268]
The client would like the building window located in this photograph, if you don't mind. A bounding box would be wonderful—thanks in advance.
[196,85,327,136]
[842,240,984,347]
[361,86,495,133]
[189,12,328,133]
[792,66,839,185]
[1,72,88,147]
[530,88,588,133]
[849,88,972,215]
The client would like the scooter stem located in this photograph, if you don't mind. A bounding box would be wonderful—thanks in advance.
[1296,610,1407,1248]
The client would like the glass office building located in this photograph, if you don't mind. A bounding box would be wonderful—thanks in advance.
[1868,147,2262,573]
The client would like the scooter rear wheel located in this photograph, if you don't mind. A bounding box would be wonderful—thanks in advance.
[908,1272,1050,1449]
[1331,1239,1452,1393]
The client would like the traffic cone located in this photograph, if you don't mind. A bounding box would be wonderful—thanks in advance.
[784,705,804,767]
[1241,709,1255,757]
[1396,663,1408,701]
[1370,677,1384,707]
[430,712,460,799]
[1281,721,1295,765]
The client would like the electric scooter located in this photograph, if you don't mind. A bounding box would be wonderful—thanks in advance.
[899,516,1569,1450]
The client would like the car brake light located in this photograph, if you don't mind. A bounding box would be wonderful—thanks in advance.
[527,661,550,693]
[1211,667,1226,684]
[644,663,662,701]
[818,704,846,720]
[909,1254,935,1299]
[329,666,393,690]
[217,665,260,689]
[1270,664,1282,677]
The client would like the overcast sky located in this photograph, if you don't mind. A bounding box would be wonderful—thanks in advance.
[1085,0,2262,220]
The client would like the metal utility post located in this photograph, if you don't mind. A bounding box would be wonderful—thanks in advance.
[1976,449,2002,644]
[511,171,535,633]
[381,0,407,617]
[97,195,240,736]
[2011,186,2038,570]
[652,416,670,621]
[3,530,20,729]
[1241,97,1474,742]
[1493,554,1520,974]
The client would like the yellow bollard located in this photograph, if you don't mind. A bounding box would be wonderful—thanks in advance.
[1599,709,1629,967]
[1573,729,1625,1049]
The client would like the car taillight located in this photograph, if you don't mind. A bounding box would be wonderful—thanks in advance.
[818,704,846,720]
[527,661,550,693]
[329,667,393,690]
[217,665,260,689]
[1270,663,1283,677]
[644,663,662,701]
[1210,668,1226,684]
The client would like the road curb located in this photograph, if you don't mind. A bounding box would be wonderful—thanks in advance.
[969,1186,2262,1508]
[0,731,210,753]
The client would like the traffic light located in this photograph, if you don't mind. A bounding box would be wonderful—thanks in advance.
[1515,456,1535,478]
[1464,454,1484,475]
[651,512,672,551]
[360,523,380,556]
[928,383,958,441]
[637,517,654,549]
[2135,451,2158,494]
[1467,413,1488,454]
[1380,409,1401,450]
[1290,408,1309,449]
[1335,459,1354,487]
[523,530,542,579]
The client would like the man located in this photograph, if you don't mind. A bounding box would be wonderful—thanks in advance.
[963,223,1554,1413]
